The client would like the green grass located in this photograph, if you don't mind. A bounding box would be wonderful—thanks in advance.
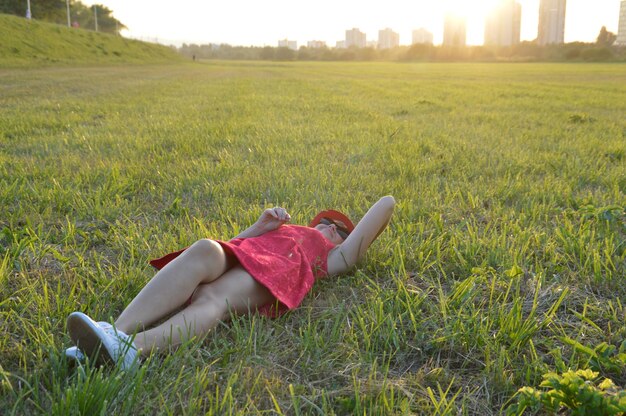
[1,61,625,414]
[0,13,181,67]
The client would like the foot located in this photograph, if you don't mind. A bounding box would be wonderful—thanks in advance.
[67,312,139,370]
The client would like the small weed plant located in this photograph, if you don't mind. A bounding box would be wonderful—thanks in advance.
[508,369,626,415]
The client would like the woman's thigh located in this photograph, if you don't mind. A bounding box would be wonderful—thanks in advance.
[172,239,238,284]
[191,266,275,317]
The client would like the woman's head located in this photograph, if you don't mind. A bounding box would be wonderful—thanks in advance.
[309,210,354,244]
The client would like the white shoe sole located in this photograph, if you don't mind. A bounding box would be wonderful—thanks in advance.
[67,312,113,365]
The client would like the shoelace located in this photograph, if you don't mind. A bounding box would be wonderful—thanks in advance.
[98,322,136,352]
[97,322,138,370]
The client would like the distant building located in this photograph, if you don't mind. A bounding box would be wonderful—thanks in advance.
[367,40,378,48]
[412,28,434,45]
[378,28,399,49]
[537,0,566,45]
[345,28,366,48]
[307,40,326,48]
[443,13,466,46]
[336,40,346,49]
[485,1,522,46]
[278,39,297,50]
[617,1,626,45]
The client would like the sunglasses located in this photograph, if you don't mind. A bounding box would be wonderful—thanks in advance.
[319,218,350,240]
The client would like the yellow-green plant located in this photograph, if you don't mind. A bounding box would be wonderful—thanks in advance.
[507,369,626,415]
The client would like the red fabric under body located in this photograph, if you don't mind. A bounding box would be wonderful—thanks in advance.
[149,225,336,317]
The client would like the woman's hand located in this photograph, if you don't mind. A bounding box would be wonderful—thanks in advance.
[234,207,291,239]
[255,207,291,234]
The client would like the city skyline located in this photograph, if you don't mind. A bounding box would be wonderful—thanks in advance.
[80,0,622,47]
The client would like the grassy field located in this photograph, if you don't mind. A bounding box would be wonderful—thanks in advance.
[1,60,626,414]
[0,13,180,67]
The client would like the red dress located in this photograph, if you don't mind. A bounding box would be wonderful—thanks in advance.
[149,225,337,316]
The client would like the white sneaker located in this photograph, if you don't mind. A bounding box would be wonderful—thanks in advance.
[65,346,85,362]
[67,312,139,370]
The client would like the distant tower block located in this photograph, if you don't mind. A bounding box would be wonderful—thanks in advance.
[484,1,522,46]
[617,1,626,45]
[345,28,366,48]
[278,39,298,50]
[378,28,399,49]
[443,13,466,46]
[307,40,326,48]
[412,28,434,45]
[537,0,566,45]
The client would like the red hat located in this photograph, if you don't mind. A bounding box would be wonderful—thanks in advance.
[308,210,355,233]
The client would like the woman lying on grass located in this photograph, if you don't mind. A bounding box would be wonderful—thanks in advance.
[66,196,395,369]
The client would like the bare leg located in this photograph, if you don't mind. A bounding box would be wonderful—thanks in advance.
[115,239,234,334]
[131,266,274,356]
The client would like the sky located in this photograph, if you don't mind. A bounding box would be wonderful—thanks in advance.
[80,0,623,47]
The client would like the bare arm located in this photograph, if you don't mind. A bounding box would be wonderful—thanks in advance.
[234,207,290,239]
[327,196,395,276]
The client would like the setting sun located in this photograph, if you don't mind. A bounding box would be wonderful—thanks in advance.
[443,0,509,44]
[444,0,501,19]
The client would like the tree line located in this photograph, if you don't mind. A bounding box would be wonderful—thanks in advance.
[180,27,624,63]
[0,0,125,34]
[179,42,625,63]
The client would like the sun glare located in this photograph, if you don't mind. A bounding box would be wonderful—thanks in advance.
[442,0,508,44]
[444,0,502,21]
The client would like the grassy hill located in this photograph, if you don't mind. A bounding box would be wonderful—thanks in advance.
[0,13,181,67]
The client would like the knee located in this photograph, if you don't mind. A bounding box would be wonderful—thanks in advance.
[190,283,215,304]
[190,284,230,319]
[186,239,225,272]
[188,239,221,257]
